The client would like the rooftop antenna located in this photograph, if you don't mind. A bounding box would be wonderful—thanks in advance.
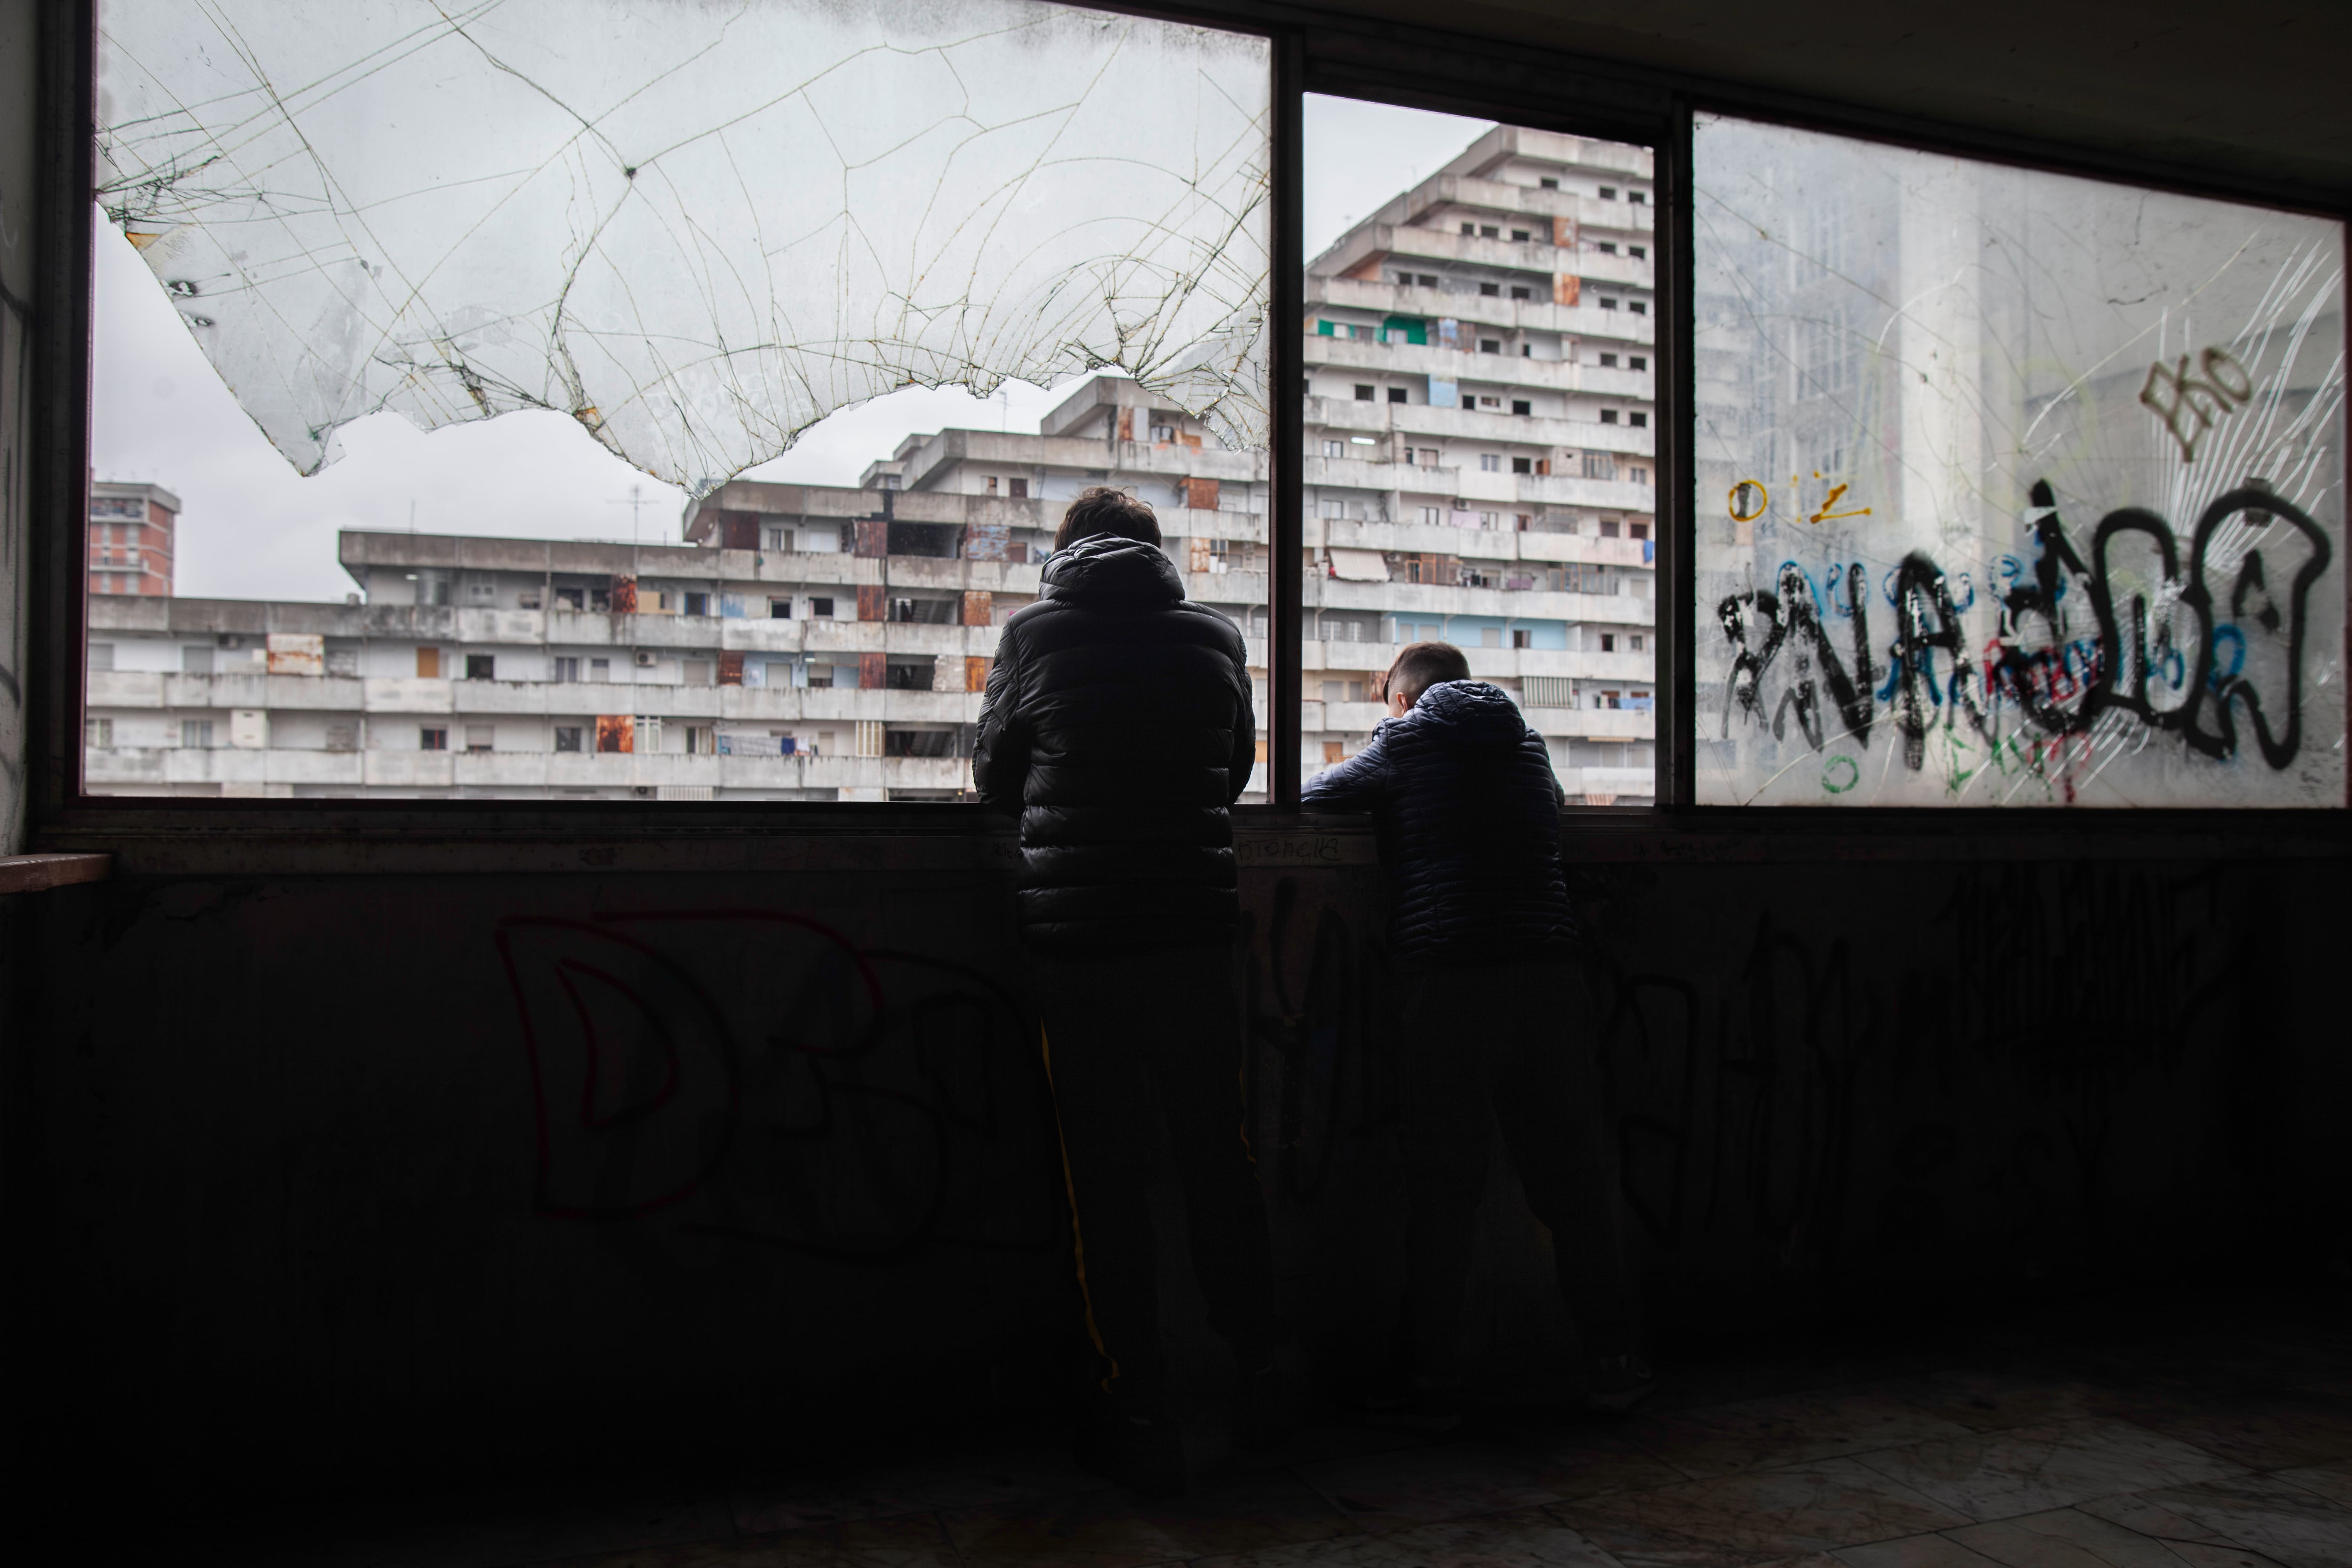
[609,483,649,545]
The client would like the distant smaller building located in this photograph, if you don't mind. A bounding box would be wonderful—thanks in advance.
[88,481,179,598]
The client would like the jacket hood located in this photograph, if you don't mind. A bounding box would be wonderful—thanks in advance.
[1040,533,1185,605]
[1395,679,1529,744]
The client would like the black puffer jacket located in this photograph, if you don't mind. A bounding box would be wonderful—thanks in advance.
[973,534,1255,949]
[1301,680,1574,963]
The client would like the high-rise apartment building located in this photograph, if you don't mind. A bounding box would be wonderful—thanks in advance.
[87,481,178,598]
[1302,125,1657,803]
[81,128,1658,802]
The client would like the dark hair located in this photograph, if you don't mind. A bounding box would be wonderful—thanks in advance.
[1387,640,1471,708]
[1053,486,1162,552]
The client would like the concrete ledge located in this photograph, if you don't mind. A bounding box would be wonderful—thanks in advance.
[0,853,111,894]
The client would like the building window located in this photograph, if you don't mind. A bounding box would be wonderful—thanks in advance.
[1510,229,1529,242]
[465,654,495,680]
[1416,273,1437,287]
[1630,635,1645,652]
[1354,384,1374,401]
[1512,400,1532,416]
[1629,466,1650,485]
[465,724,495,752]
[1420,506,1441,525]
[1629,190,1646,204]
[1512,629,1531,649]
[554,726,583,753]
[1459,222,1474,235]
[1599,352,1618,367]
[589,658,611,681]
[1598,297,1619,310]
[1629,411,1648,428]
[1419,448,1439,466]
[1480,454,1502,472]
[684,591,709,616]
[1387,387,1406,404]
[1600,634,1616,653]
[86,717,113,747]
[763,525,791,550]
[1479,224,1498,238]
[1479,338,1501,353]
[1600,519,1620,538]
[1630,522,1650,541]
[1597,241,1617,255]
[88,641,115,671]
[420,727,448,750]
[416,647,441,678]
[1630,245,1647,260]
[769,597,792,619]
[1322,440,1344,458]
[1478,284,1499,298]
[1539,176,1558,189]
[1511,456,1532,474]
[1008,477,1028,499]
[181,719,213,748]
[553,657,580,682]
[1600,409,1619,424]
[1630,356,1647,372]
[1599,186,1617,200]
[1629,300,1647,314]
[810,597,834,618]
[1510,286,1530,300]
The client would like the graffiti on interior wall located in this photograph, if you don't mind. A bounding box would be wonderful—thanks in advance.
[1716,480,2333,801]
[1584,861,2228,1274]
[494,910,1061,1263]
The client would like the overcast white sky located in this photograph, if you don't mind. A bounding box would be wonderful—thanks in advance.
[92,94,1494,604]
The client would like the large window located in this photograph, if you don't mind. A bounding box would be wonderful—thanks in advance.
[1694,115,2344,806]
[1303,96,1658,804]
[84,0,1271,802]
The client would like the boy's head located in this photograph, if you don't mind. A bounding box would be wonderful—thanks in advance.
[1053,486,1162,553]
[1385,640,1471,716]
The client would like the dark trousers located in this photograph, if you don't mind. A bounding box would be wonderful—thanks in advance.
[1397,955,1633,1375]
[1034,946,1276,1409]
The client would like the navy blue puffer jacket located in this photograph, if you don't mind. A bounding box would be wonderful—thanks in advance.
[972,534,1255,949]
[1301,680,1574,963]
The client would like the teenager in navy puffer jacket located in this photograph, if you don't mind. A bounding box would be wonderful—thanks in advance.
[1301,671,1576,962]
[1303,643,1646,1423]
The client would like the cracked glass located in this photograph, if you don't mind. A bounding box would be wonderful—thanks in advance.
[83,0,1271,804]
[97,0,1271,489]
[1694,115,2345,807]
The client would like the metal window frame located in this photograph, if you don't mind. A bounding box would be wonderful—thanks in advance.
[25,0,2350,849]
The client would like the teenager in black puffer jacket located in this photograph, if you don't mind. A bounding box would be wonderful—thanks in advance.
[1304,642,1650,1423]
[973,488,1280,1496]
[974,525,1255,948]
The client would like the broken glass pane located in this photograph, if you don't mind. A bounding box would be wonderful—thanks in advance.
[95,0,1271,494]
[1695,115,2345,807]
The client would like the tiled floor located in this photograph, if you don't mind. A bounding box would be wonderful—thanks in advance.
[186,1287,2352,1568]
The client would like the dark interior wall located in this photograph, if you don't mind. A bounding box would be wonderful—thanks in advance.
[5,0,2350,1514]
[14,837,2345,1495]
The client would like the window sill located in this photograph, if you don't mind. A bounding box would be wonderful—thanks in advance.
[27,802,2346,877]
[0,852,112,893]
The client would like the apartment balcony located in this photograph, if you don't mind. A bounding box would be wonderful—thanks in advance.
[1316,576,1655,624]
[1560,765,1655,799]
[364,677,457,714]
[1161,511,1270,544]
[1316,223,1659,293]
[1319,518,1649,564]
[1182,570,1270,611]
[1307,398,1657,456]
[1305,334,1654,400]
[1405,174,1655,237]
[1306,278,1658,344]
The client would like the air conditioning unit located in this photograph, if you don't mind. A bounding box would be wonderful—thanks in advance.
[634,651,658,668]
